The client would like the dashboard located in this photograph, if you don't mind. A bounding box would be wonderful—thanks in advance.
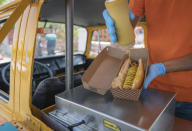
[0,54,93,94]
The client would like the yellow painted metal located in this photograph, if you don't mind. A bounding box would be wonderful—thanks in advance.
[0,9,15,20]
[42,105,56,114]
[0,0,20,20]
[12,0,52,130]
[85,29,93,57]
[14,5,31,120]
[86,25,106,31]
[0,100,12,121]
[0,0,52,130]
[0,1,23,122]
[9,16,23,119]
[0,0,32,43]
[20,2,42,115]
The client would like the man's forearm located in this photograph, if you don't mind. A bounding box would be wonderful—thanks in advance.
[164,54,192,73]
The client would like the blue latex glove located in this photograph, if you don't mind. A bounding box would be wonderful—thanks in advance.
[103,9,135,43]
[143,63,166,89]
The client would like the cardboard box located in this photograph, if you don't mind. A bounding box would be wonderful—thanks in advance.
[82,46,148,100]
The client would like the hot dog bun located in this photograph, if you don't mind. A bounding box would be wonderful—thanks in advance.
[113,58,144,89]
[132,59,144,89]
[112,58,131,89]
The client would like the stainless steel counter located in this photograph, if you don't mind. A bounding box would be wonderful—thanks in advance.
[50,86,176,131]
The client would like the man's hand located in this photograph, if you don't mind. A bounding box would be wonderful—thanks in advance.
[103,10,117,43]
[102,9,136,44]
[143,63,166,89]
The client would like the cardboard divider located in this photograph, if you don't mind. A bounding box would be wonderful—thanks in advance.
[82,47,128,95]
[82,46,148,100]
[129,48,148,71]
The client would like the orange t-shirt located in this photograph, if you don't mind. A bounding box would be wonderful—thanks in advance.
[129,0,192,102]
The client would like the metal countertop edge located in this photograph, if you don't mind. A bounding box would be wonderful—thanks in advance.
[149,94,176,130]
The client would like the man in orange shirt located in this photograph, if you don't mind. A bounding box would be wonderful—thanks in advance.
[103,0,192,121]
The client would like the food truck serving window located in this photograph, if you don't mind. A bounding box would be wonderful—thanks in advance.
[90,27,145,56]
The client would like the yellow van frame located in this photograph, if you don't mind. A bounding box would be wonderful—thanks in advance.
[0,0,52,130]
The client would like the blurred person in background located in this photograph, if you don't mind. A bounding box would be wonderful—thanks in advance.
[45,25,57,55]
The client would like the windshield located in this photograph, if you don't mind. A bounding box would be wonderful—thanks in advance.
[0,0,13,7]
[0,23,13,64]
[35,22,87,58]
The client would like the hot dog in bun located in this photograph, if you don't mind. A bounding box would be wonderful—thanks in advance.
[112,58,144,89]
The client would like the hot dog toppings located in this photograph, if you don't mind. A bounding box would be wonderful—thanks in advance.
[123,63,138,89]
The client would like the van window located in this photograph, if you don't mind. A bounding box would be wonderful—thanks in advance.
[0,24,12,64]
[134,27,145,48]
[0,0,13,7]
[0,23,14,100]
[90,29,112,56]
[35,22,87,58]
[90,27,145,56]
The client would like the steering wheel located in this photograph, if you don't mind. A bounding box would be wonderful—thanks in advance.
[1,61,54,87]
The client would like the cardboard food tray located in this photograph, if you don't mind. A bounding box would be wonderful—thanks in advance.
[82,46,148,101]
[111,48,148,101]
[82,47,128,95]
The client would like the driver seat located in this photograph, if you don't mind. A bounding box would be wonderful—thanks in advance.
[32,71,84,109]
